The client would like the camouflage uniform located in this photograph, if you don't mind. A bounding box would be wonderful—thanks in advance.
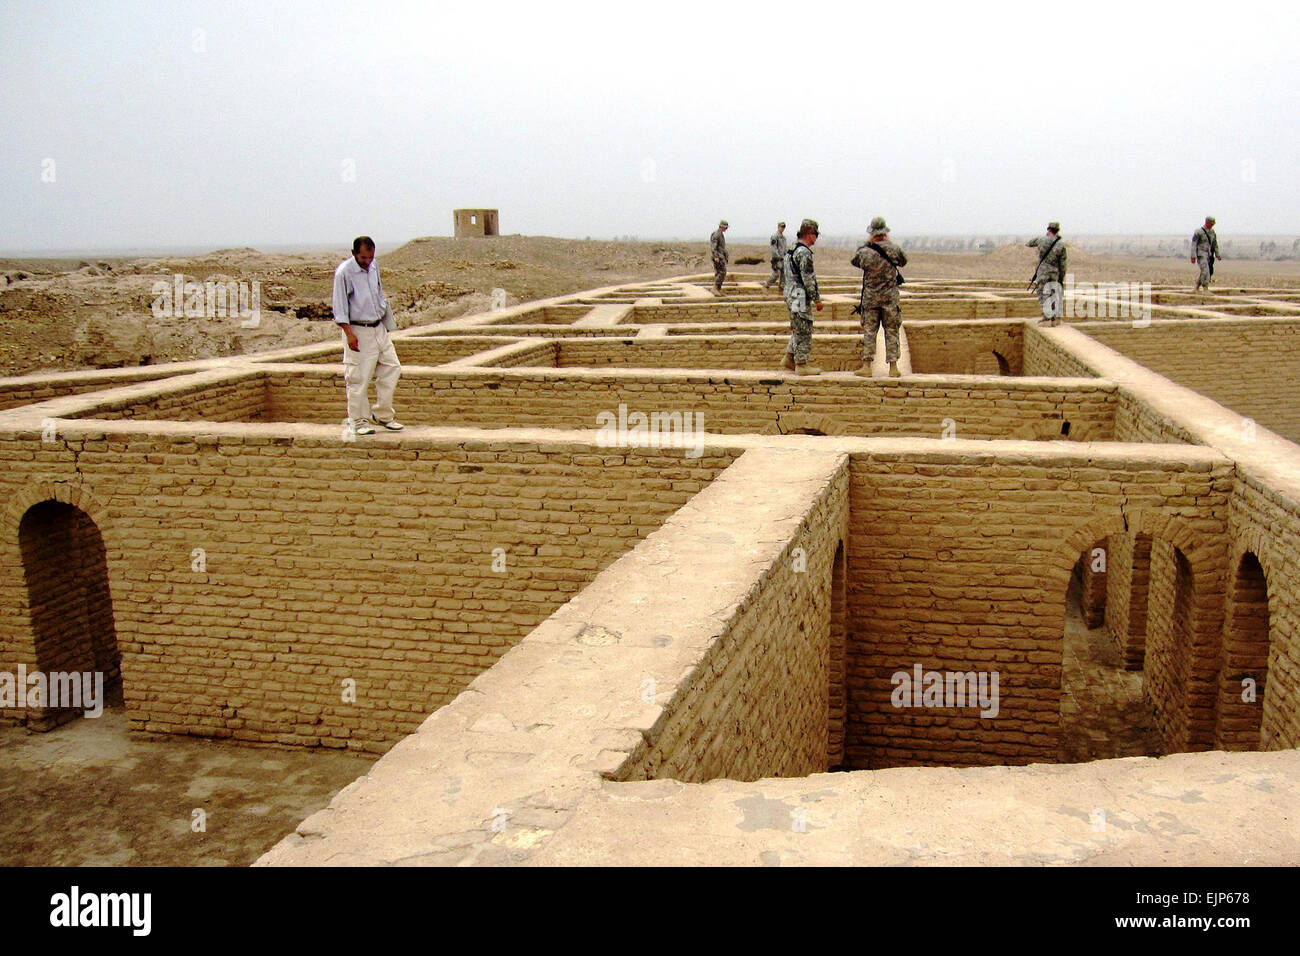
[851,236,908,364]
[1192,223,1220,290]
[782,240,819,365]
[1027,229,1067,321]
[710,223,728,291]
[765,228,788,288]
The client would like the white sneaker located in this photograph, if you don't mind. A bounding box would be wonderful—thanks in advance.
[353,420,375,435]
[373,418,404,431]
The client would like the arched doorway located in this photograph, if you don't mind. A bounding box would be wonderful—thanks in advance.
[1060,538,1162,763]
[1216,552,1270,750]
[18,500,120,731]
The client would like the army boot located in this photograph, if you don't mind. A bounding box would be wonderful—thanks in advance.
[781,352,796,371]
[888,361,902,377]
[795,363,822,376]
[852,364,873,377]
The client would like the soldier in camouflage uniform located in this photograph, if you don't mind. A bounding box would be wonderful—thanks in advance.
[1191,216,1222,292]
[1026,221,1068,326]
[851,216,908,378]
[710,220,729,293]
[764,221,787,288]
[780,219,823,375]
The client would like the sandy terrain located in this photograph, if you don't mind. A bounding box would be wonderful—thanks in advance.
[3,235,1298,377]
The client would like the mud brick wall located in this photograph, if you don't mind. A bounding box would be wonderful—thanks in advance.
[487,323,1023,376]
[905,322,1023,375]
[1225,476,1300,751]
[0,433,737,751]
[1112,392,1197,444]
[0,370,178,412]
[1078,537,1108,629]
[295,337,519,367]
[422,326,628,339]
[485,305,592,325]
[1104,532,1152,669]
[844,449,1231,768]
[261,370,1117,441]
[1023,327,1195,444]
[893,298,1038,320]
[613,453,849,783]
[1022,326,1098,379]
[65,375,267,423]
[629,299,1036,325]
[631,303,807,323]
[484,342,558,368]
[1082,321,1300,444]
[1145,540,1198,749]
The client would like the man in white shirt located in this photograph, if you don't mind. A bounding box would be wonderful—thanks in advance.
[332,236,403,434]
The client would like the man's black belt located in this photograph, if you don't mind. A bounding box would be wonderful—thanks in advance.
[349,319,384,327]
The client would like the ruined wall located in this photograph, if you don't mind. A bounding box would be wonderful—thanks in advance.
[1104,531,1152,669]
[1078,538,1108,629]
[1145,541,1201,749]
[0,370,179,412]
[259,370,1118,441]
[1022,326,1098,379]
[904,322,1023,375]
[66,374,267,423]
[1226,475,1300,751]
[485,305,593,325]
[294,337,520,367]
[628,299,1036,324]
[1082,321,1300,444]
[0,432,737,750]
[844,448,1232,768]
[473,323,1023,376]
[1023,327,1197,444]
[1112,392,1199,445]
[614,454,849,782]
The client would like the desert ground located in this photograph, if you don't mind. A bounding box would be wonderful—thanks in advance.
[4,235,1299,377]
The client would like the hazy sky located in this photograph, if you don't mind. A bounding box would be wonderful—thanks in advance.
[3,0,1297,251]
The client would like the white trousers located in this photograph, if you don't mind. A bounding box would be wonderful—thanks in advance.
[343,325,400,423]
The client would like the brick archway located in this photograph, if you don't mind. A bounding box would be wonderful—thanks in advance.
[2,479,115,540]
[1051,508,1224,753]
[12,488,120,731]
[764,413,841,437]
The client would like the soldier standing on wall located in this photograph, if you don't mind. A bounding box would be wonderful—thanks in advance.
[1027,221,1068,326]
[764,221,788,289]
[1191,216,1223,293]
[851,216,908,378]
[710,220,729,293]
[780,218,824,375]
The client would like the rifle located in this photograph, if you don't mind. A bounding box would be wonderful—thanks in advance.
[1029,235,1060,286]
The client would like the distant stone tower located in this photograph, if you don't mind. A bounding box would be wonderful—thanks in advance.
[454,209,499,238]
